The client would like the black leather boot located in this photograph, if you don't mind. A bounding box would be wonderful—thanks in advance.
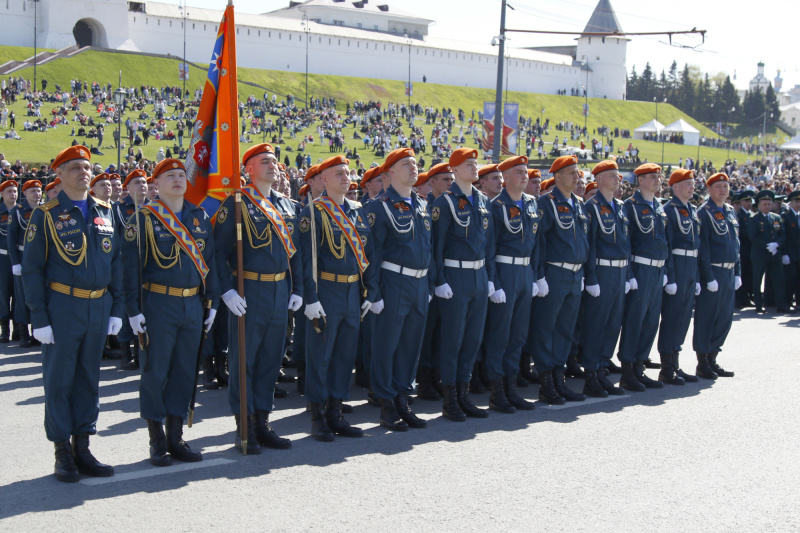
[165,415,202,462]
[519,351,539,384]
[0,319,9,343]
[234,414,262,454]
[441,384,466,422]
[644,357,661,369]
[457,382,489,418]
[251,410,292,449]
[565,353,585,378]
[431,367,443,396]
[354,361,370,389]
[72,433,114,477]
[597,370,625,395]
[674,353,699,382]
[54,440,80,482]
[146,419,172,466]
[309,402,334,442]
[394,392,426,428]
[607,359,623,374]
[634,361,663,389]
[503,374,534,410]
[415,366,441,400]
[583,369,609,398]
[120,340,138,370]
[11,322,20,341]
[695,353,718,380]
[379,398,408,431]
[296,361,306,395]
[468,364,486,394]
[488,377,515,413]
[478,360,491,389]
[19,326,36,348]
[538,370,566,405]
[553,367,586,401]
[325,398,363,437]
[215,353,229,387]
[658,353,685,385]
[202,356,219,390]
[708,352,734,377]
[620,361,645,392]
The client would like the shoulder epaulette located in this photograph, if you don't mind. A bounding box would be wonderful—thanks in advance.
[40,198,59,212]
[94,198,111,209]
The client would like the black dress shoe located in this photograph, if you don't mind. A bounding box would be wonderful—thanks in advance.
[756,307,765,314]
[72,433,115,477]
[54,440,80,482]
[203,357,219,390]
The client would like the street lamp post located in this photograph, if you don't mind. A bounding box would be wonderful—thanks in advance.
[656,97,666,164]
[581,58,589,132]
[490,0,507,164]
[114,75,126,171]
[181,2,188,100]
[762,110,772,156]
[405,33,412,114]
[32,0,38,93]
[301,12,310,112]
[726,106,736,161]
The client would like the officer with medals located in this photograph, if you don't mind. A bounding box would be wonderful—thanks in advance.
[618,163,669,392]
[298,154,378,441]
[215,143,302,454]
[580,160,629,397]
[23,146,123,482]
[693,173,740,379]
[366,148,432,430]
[483,155,538,412]
[735,191,755,308]
[0,179,17,343]
[656,169,701,385]
[123,158,219,465]
[9,179,42,348]
[748,189,789,314]
[781,190,800,308]
[431,148,492,421]
[529,155,589,404]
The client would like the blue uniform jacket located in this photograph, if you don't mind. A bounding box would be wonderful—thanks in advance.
[8,199,34,266]
[781,208,800,262]
[624,190,669,261]
[663,196,700,285]
[698,200,741,281]
[535,186,589,273]
[583,193,631,286]
[0,202,15,254]
[487,188,539,287]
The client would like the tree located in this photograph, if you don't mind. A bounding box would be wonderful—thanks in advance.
[627,66,639,100]
[720,76,741,122]
[667,60,679,101]
[694,74,713,122]
[743,89,765,123]
[640,62,655,101]
[676,64,695,114]
[765,84,781,121]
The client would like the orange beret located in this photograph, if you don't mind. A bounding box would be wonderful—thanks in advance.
[360,166,382,189]
[528,169,541,179]
[414,172,429,187]
[89,190,96,196]
[124,169,148,189]
[90,173,110,187]
[540,178,555,191]
[152,158,186,180]
[242,143,274,164]
[549,155,578,174]
[634,163,662,176]
[45,182,56,193]
[591,160,618,175]
[584,181,598,194]
[298,183,310,196]
[449,147,478,168]
[22,180,42,192]
[668,168,695,186]
[427,162,452,180]
[498,155,528,172]
[478,164,500,177]
[278,163,286,171]
[109,173,121,182]
[51,145,91,170]
[0,180,18,192]
[304,164,320,182]
[706,172,729,187]
[381,148,415,174]
[53,177,61,186]
[348,182,359,191]
[318,155,350,174]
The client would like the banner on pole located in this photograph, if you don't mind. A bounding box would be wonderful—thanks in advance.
[481,102,518,156]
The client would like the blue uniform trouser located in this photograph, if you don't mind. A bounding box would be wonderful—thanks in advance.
[657,256,697,355]
[356,312,374,374]
[304,280,360,404]
[0,255,12,320]
[42,291,111,441]
[619,263,664,363]
[484,264,533,379]
[140,292,203,420]
[203,304,228,357]
[530,264,583,372]
[419,297,441,369]
[370,270,429,400]
[580,265,626,371]
[753,260,787,309]
[13,274,29,324]
[228,278,289,415]
[437,266,489,386]
[693,265,735,353]
[293,302,306,363]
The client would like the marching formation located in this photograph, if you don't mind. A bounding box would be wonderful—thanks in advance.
[8,143,767,484]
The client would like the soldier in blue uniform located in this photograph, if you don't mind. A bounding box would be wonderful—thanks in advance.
[656,169,701,385]
[215,143,302,454]
[580,160,629,397]
[781,190,800,308]
[748,189,788,314]
[693,173,741,379]
[298,154,378,441]
[9,179,42,348]
[618,163,669,392]
[431,148,492,421]
[23,146,123,482]
[366,148,432,430]
[735,191,755,308]
[124,158,220,466]
[483,155,538,412]
[529,155,589,404]
[0,180,17,343]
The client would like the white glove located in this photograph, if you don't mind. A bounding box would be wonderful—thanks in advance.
[204,308,217,329]
[585,284,600,297]
[628,278,639,291]
[734,276,742,290]
[11,264,21,276]
[107,316,123,335]
[488,281,495,298]
[706,280,719,292]
[129,313,146,335]
[531,282,539,298]
[490,288,506,304]
[435,283,453,299]
[536,278,549,297]
[287,294,303,312]
[360,300,372,318]
[428,294,433,303]
[222,289,247,316]
[767,242,779,255]
[33,325,54,344]
[782,255,790,265]
[625,281,631,294]
[304,301,326,320]
[663,274,668,287]
[695,283,701,296]
[664,283,677,295]
[370,299,385,314]
[581,278,585,291]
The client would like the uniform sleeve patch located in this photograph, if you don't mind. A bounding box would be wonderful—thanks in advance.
[299,217,310,233]
[26,224,37,242]
[367,212,376,226]
[124,225,137,242]
[431,207,440,221]
[217,206,228,223]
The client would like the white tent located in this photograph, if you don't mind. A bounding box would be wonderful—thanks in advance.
[780,134,800,151]
[663,119,700,146]
[633,119,665,140]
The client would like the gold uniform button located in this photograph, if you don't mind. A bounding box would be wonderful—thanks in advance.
[182,288,190,297]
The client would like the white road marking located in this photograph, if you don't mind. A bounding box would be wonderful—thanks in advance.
[535,394,627,410]
[79,457,235,485]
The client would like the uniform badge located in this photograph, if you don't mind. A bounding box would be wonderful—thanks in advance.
[70,219,77,226]
[583,222,588,233]
[59,213,71,222]
[482,217,489,230]
[125,225,137,241]
[432,207,440,221]
[532,222,538,234]
[367,213,376,226]
[193,218,200,228]
[56,221,63,230]
[154,225,161,232]
[24,211,31,220]
[196,238,205,252]
[458,198,469,210]
[217,206,228,223]
[26,224,37,242]
[423,219,431,231]
[773,221,781,230]
[286,222,294,234]
[538,209,543,218]
[509,206,520,218]
[359,235,367,245]
[299,217,310,233]
[101,237,112,253]
[66,241,75,251]
[624,225,629,236]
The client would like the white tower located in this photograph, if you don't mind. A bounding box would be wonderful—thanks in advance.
[575,0,629,100]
